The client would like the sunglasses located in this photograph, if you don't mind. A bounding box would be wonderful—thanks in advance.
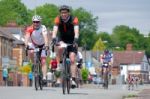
[33,21,40,23]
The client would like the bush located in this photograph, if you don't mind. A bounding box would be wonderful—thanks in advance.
[81,68,89,82]
[54,70,61,78]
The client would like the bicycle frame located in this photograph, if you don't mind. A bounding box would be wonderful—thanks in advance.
[26,47,43,90]
[59,43,72,94]
[102,62,110,89]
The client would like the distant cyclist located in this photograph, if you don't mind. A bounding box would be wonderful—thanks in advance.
[51,5,79,88]
[76,51,83,69]
[76,51,83,87]
[100,49,113,89]
[100,49,113,65]
[24,15,49,81]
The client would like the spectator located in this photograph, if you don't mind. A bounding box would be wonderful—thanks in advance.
[2,67,8,86]
[28,72,33,86]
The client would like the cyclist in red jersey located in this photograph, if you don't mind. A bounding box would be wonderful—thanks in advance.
[24,15,49,81]
[52,5,79,88]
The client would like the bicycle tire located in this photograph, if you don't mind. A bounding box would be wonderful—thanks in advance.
[39,75,43,90]
[38,61,43,90]
[66,63,70,94]
[62,77,67,94]
[62,57,67,94]
[34,73,39,90]
[34,61,43,91]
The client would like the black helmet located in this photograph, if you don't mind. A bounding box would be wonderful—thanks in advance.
[59,5,70,12]
[104,49,109,54]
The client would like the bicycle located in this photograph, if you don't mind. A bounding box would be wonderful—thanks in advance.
[101,62,110,89]
[26,47,46,91]
[54,42,72,94]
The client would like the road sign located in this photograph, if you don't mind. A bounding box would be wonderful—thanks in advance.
[9,59,17,67]
[2,56,10,68]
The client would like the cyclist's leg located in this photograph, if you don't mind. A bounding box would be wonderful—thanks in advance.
[41,50,47,80]
[67,44,77,87]
[68,44,77,80]
[69,52,77,80]
[56,41,64,67]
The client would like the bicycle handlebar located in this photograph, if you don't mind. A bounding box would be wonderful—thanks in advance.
[25,47,47,56]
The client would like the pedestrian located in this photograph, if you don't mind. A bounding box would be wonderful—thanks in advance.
[28,72,33,86]
[2,67,8,86]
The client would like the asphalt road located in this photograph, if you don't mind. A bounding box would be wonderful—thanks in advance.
[0,84,149,99]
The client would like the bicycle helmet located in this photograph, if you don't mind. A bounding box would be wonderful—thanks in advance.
[59,5,70,12]
[32,15,42,22]
[104,49,109,54]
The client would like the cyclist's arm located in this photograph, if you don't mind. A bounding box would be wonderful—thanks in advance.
[52,25,58,38]
[24,27,32,46]
[73,17,79,39]
[42,25,49,46]
[52,17,59,38]
[24,33,30,46]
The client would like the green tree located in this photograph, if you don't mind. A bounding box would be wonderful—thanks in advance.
[92,38,105,51]
[0,0,29,25]
[97,32,114,49]
[34,4,59,29]
[111,25,140,50]
[73,8,98,49]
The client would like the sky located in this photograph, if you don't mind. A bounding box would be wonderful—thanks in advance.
[21,0,150,35]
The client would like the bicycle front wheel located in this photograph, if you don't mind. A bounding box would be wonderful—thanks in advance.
[66,63,70,94]
[34,73,39,90]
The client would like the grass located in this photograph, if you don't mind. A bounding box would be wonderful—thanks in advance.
[122,94,138,99]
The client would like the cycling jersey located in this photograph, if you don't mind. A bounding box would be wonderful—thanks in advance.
[50,59,57,69]
[26,25,47,46]
[54,15,79,43]
[76,51,83,68]
[76,51,83,62]
[102,53,112,63]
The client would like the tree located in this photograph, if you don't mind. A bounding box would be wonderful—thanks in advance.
[92,38,105,51]
[34,4,59,29]
[97,32,113,49]
[111,25,140,50]
[0,0,29,25]
[73,8,98,49]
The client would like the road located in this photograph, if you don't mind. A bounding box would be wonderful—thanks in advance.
[0,84,149,99]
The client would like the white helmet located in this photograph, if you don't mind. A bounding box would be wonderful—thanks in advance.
[32,15,42,22]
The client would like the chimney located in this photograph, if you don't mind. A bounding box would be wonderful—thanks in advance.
[126,43,132,51]
[6,20,18,27]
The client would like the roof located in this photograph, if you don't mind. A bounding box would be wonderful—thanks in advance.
[0,27,15,40]
[113,51,145,66]
[0,27,24,44]
[2,27,24,34]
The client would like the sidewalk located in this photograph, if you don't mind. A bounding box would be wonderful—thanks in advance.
[121,84,150,99]
[136,88,150,99]
[81,84,150,99]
